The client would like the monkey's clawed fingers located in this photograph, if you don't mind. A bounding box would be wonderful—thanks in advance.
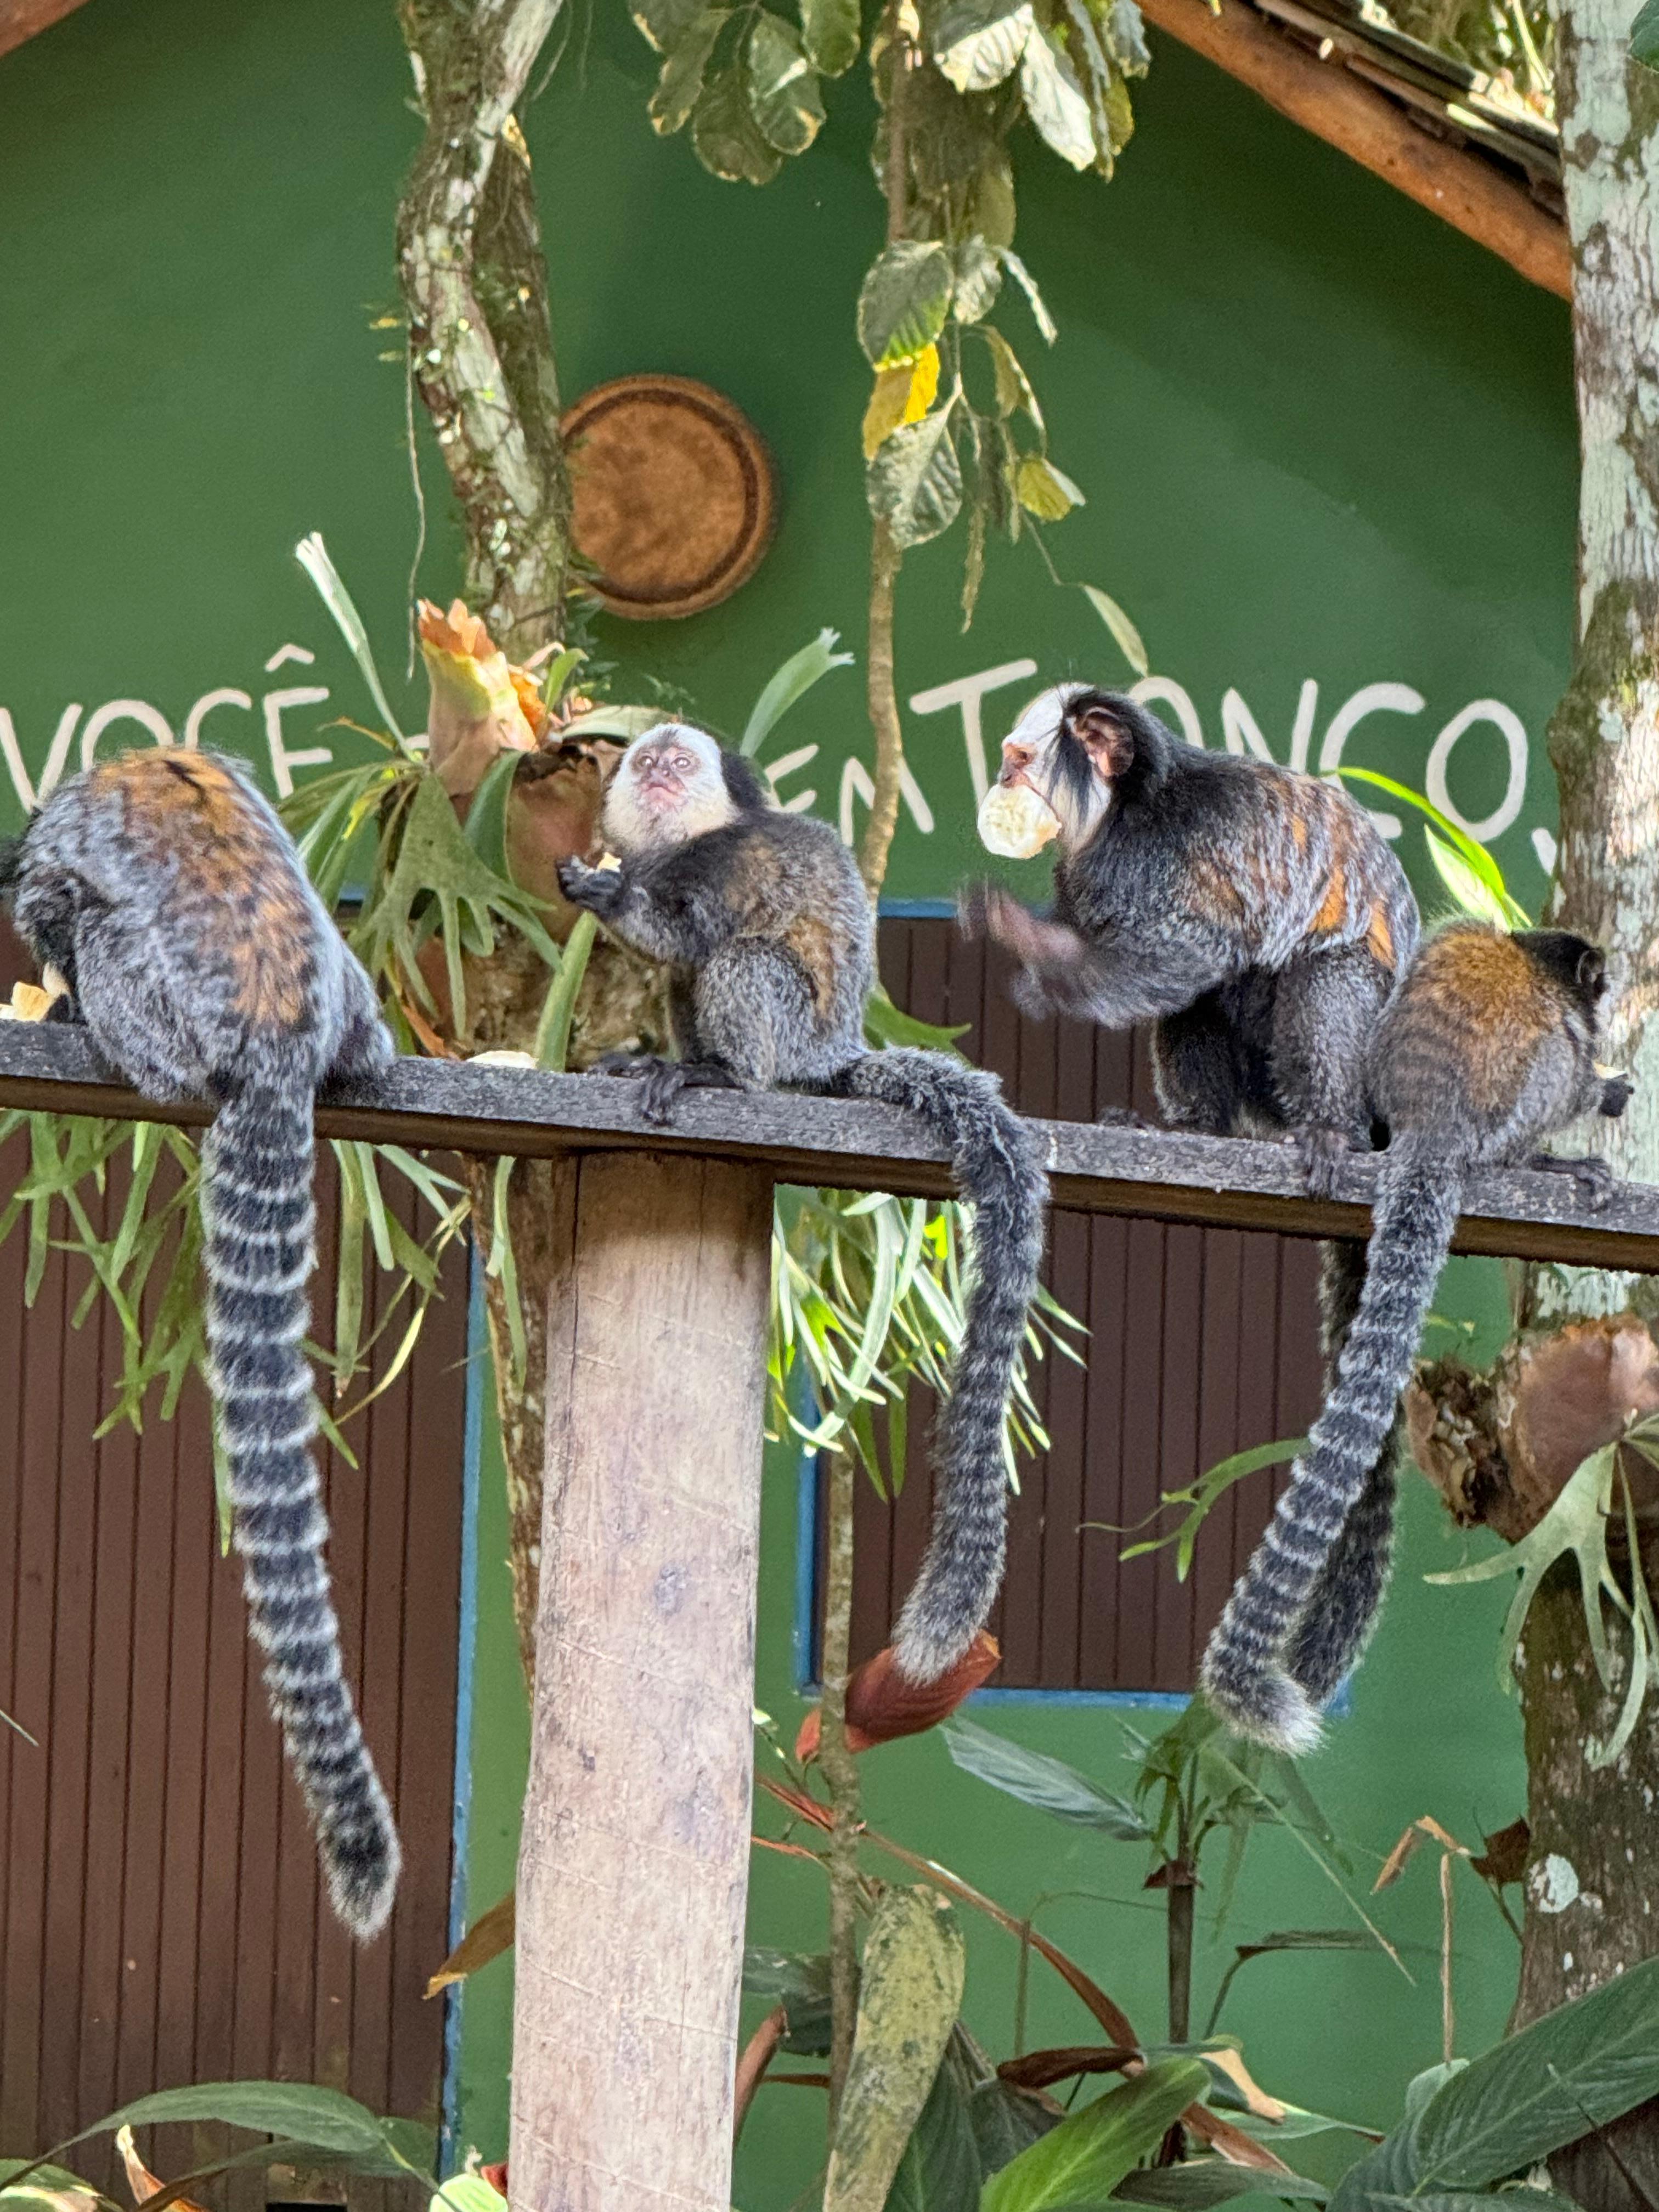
[592,1051,654,1080]
[557,859,619,913]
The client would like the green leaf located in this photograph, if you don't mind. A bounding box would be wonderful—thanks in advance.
[983,327,1043,431]
[825,1889,967,2212]
[1114,2162,1327,2206]
[461,744,522,880]
[532,911,598,1073]
[885,2057,984,2210]
[973,155,1018,247]
[982,2061,1210,2212]
[294,533,409,748]
[941,1716,1150,1836]
[1105,0,1150,70]
[859,241,956,367]
[630,0,712,49]
[1017,455,1084,521]
[741,627,855,756]
[953,235,1004,324]
[998,247,1058,343]
[744,1946,833,2053]
[690,65,783,181]
[1408,1954,1659,2187]
[970,2080,1062,2176]
[1632,0,1659,65]
[1333,768,1530,926]
[864,986,970,1052]
[933,0,1035,89]
[802,0,861,72]
[650,8,729,132]
[1421,824,1513,930]
[867,411,964,548]
[81,2081,391,2154]
[747,13,825,153]
[1019,25,1097,168]
[1080,585,1148,678]
[1425,1446,1618,1698]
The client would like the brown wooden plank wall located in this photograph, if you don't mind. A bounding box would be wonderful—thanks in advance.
[838,915,1326,1695]
[0,922,467,2188]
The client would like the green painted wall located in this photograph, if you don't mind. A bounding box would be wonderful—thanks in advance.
[0,0,1579,2203]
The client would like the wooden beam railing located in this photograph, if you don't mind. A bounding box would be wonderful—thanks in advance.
[4,1018,1655,2210]
[0,1019,1654,1268]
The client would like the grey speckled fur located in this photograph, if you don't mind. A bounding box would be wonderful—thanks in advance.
[5,749,399,1938]
[561,732,1049,1683]
[1201,923,1623,1752]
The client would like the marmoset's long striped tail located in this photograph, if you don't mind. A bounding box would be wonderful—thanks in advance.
[203,1072,400,1938]
[1200,1134,1457,1752]
[832,1049,1049,1682]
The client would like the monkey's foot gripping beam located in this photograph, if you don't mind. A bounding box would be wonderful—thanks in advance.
[4,1024,1659,2212]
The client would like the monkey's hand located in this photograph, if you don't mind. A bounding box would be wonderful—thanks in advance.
[1600,1073,1634,1119]
[961,882,1104,1019]
[557,857,625,919]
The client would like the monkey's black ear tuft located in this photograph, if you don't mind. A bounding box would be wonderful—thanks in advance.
[719,749,770,814]
[1577,944,1609,1000]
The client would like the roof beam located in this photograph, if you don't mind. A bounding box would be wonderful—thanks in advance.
[0,0,92,62]
[1139,0,1572,300]
[0,1022,1652,1271]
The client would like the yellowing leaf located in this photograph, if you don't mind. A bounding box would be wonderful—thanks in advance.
[1015,454,1082,522]
[861,346,940,459]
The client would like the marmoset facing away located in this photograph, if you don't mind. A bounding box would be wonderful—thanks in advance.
[1201,922,1632,1753]
[962,681,1425,1719]
[2,749,400,1939]
[558,724,1049,1683]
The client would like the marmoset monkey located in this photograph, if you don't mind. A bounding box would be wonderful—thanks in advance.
[962,684,1421,1185]
[964,682,1426,1721]
[558,724,1049,1683]
[1201,922,1630,1752]
[2,749,400,1939]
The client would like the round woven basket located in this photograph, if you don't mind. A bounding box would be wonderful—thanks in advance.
[561,374,778,622]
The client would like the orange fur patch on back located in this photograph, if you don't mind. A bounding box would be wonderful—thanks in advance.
[784,913,837,1014]
[1312,856,1348,937]
[98,751,311,1028]
[1366,902,1395,969]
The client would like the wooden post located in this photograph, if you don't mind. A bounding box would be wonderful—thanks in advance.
[510,1150,774,2212]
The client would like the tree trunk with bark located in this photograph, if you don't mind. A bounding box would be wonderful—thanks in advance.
[1411,10,1659,2203]
[395,0,673,1686]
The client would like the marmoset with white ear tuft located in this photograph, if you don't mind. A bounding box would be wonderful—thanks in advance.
[558,722,1049,1684]
[962,682,1427,1741]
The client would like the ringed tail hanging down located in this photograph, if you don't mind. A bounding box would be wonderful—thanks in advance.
[5,747,402,1937]
[831,1049,1050,1683]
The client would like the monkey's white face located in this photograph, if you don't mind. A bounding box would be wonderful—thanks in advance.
[603,724,736,856]
[994,685,1110,852]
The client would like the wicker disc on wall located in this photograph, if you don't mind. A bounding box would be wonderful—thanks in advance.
[561,374,778,622]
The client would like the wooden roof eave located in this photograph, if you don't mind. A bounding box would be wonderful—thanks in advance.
[0,0,92,64]
[1139,0,1571,298]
